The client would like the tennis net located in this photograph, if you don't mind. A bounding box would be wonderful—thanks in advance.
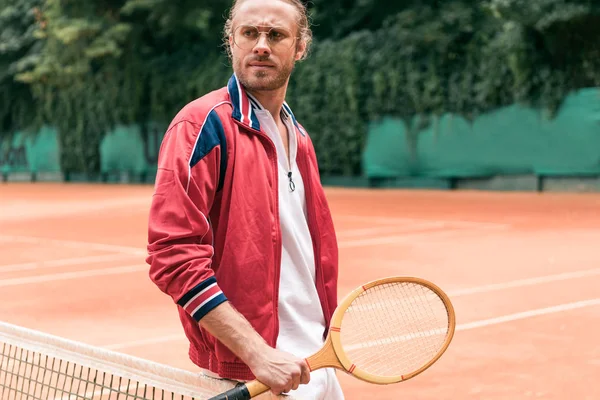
[0,321,295,399]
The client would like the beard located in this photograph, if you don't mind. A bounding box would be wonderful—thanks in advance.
[235,54,295,92]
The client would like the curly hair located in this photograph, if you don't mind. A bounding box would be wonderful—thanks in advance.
[223,0,313,61]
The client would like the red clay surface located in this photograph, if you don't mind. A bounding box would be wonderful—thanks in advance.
[1,183,599,399]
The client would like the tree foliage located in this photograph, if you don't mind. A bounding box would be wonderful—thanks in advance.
[0,0,43,132]
[1,0,599,175]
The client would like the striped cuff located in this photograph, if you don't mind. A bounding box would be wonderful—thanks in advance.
[177,277,227,322]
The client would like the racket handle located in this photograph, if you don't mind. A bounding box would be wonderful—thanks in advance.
[207,380,270,400]
[207,382,250,400]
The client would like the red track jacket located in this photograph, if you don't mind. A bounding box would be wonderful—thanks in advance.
[146,74,339,381]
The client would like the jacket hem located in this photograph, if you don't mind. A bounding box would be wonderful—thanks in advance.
[189,345,256,382]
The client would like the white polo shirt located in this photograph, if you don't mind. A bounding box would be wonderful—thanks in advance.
[251,96,344,400]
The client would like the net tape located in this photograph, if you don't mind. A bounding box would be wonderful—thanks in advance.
[0,321,297,400]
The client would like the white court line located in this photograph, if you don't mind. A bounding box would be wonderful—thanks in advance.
[0,265,147,287]
[338,230,472,248]
[0,235,146,256]
[0,224,475,259]
[1,230,468,257]
[99,270,600,351]
[2,231,457,256]
[337,223,451,239]
[2,244,597,293]
[0,215,505,261]
[0,253,140,273]
[338,268,600,312]
[456,298,600,331]
[102,298,600,352]
[344,298,600,351]
[447,268,600,297]
[0,196,151,222]
[337,215,509,230]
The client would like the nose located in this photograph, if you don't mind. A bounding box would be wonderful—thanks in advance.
[253,33,271,56]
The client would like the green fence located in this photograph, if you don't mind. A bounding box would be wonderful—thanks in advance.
[2,88,600,192]
[1,123,166,183]
[97,122,166,183]
[362,88,600,191]
[1,126,61,181]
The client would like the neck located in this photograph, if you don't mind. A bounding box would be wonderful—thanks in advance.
[247,85,287,123]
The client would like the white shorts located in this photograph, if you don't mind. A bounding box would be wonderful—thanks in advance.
[284,368,345,400]
[200,367,345,399]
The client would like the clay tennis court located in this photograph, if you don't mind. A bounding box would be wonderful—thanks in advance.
[1,182,599,399]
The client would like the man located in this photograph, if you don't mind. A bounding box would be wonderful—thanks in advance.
[146,0,344,398]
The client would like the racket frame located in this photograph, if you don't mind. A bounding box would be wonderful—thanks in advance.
[326,276,456,385]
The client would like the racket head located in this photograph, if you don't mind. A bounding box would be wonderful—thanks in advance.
[328,277,455,385]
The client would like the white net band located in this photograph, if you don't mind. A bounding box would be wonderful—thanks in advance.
[0,321,296,400]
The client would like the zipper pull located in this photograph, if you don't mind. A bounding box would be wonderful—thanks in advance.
[288,171,296,192]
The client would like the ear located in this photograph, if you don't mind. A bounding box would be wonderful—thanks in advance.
[295,39,307,61]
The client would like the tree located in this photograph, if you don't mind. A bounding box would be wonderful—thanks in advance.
[0,0,43,134]
[484,0,600,112]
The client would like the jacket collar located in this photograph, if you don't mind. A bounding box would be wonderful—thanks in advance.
[227,73,306,137]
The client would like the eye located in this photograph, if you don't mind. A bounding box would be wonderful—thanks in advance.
[241,26,258,38]
[268,29,286,41]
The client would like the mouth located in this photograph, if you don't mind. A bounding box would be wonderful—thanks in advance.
[248,62,275,69]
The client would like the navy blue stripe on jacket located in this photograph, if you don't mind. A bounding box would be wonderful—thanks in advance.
[190,109,228,191]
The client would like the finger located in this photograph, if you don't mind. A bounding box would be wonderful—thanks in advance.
[300,361,311,385]
[291,379,300,391]
[290,368,301,391]
[300,368,310,385]
[272,380,287,396]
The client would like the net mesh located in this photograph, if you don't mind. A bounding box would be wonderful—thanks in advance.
[340,281,451,378]
[0,321,296,400]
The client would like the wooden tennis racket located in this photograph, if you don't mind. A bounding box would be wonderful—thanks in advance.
[208,276,456,400]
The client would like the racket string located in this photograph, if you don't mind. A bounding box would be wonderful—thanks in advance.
[347,285,442,375]
[339,282,450,378]
[345,286,434,375]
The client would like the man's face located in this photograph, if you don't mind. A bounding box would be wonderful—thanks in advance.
[229,0,306,92]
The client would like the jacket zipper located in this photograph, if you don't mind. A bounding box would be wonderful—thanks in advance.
[287,171,295,192]
[233,119,282,347]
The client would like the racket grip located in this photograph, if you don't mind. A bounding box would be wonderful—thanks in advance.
[207,382,251,400]
[207,380,270,400]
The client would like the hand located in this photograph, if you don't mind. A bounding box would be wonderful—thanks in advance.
[247,346,311,395]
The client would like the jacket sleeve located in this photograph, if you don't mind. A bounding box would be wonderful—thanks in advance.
[146,116,228,322]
